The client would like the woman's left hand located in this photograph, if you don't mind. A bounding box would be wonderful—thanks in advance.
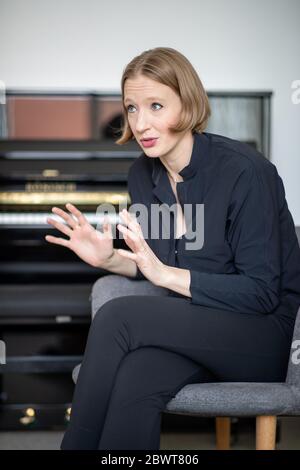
[116,208,167,286]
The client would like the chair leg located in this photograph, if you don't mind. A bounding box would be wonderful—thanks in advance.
[256,416,277,450]
[216,417,231,450]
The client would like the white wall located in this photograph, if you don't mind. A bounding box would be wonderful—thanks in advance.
[0,0,299,223]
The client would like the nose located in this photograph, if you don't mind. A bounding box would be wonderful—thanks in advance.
[135,110,151,134]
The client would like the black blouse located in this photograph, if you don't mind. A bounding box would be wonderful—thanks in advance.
[126,131,300,324]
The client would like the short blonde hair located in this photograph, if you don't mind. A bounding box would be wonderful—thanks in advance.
[115,47,211,145]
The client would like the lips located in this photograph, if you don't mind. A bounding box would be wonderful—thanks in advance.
[141,137,158,141]
[141,138,158,148]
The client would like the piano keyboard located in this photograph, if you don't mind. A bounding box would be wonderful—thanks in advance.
[0,212,122,227]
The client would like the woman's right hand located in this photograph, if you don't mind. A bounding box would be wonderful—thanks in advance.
[45,203,114,268]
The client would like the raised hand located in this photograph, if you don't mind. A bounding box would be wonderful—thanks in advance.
[45,203,114,268]
[117,208,167,286]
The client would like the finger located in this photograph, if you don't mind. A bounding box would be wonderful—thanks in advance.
[117,224,148,257]
[121,208,137,224]
[121,211,149,254]
[47,217,72,237]
[120,209,144,237]
[117,248,137,262]
[117,224,138,252]
[117,224,149,265]
[45,235,70,248]
[102,215,113,235]
[66,203,88,226]
[117,224,139,243]
[51,206,78,229]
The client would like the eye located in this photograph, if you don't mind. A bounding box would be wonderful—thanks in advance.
[126,102,163,113]
[127,104,136,113]
[152,102,163,111]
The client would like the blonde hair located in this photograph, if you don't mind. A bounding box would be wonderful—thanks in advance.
[115,47,211,145]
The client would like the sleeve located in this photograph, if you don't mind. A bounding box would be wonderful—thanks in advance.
[127,165,147,281]
[189,163,281,314]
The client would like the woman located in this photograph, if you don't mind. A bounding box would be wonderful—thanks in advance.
[46,47,300,450]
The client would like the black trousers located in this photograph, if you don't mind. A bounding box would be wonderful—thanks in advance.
[60,295,293,450]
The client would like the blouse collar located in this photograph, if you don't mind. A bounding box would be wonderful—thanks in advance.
[151,131,209,185]
[150,132,210,205]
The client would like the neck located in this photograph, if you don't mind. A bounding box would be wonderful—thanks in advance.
[160,131,194,181]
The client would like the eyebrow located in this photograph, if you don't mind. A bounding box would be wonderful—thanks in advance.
[124,96,165,104]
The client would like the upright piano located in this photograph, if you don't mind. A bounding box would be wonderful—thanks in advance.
[0,139,140,429]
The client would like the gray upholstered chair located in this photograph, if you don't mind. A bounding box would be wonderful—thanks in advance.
[72,274,300,450]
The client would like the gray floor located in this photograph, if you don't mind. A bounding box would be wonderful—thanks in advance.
[0,417,299,450]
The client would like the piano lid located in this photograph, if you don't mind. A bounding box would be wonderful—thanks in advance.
[0,148,141,183]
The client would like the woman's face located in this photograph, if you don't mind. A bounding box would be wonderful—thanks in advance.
[124,74,189,160]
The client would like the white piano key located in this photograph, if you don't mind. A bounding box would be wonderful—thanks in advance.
[0,212,121,226]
